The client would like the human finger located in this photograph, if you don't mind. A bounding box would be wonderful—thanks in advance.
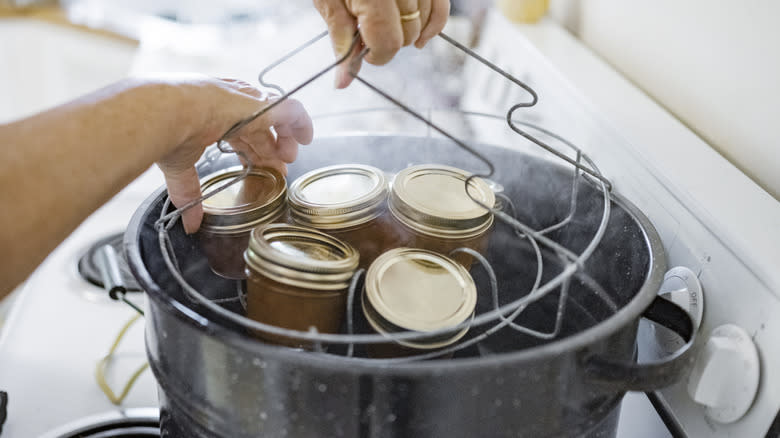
[334,34,364,89]
[353,0,404,65]
[264,98,314,146]
[416,0,449,48]
[237,128,276,163]
[233,114,298,170]
[222,79,267,100]
[225,97,312,152]
[314,0,361,88]
[273,129,300,163]
[241,125,298,165]
[397,0,422,47]
[161,166,204,234]
[416,0,433,41]
[314,0,358,59]
[233,137,288,176]
[239,119,299,165]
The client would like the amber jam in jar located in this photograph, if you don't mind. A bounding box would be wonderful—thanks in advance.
[362,248,477,358]
[197,166,287,280]
[244,224,359,348]
[388,164,496,266]
[288,164,402,269]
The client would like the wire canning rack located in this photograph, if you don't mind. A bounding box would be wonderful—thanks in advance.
[152,31,614,362]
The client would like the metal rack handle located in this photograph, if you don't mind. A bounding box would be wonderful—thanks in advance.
[152,30,616,351]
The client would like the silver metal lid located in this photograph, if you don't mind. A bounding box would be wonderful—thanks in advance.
[389,164,495,238]
[288,164,388,230]
[244,224,359,291]
[200,166,287,232]
[363,248,477,348]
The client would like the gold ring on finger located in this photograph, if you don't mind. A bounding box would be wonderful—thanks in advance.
[400,10,421,21]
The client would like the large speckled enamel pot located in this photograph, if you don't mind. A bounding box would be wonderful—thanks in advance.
[127,135,695,438]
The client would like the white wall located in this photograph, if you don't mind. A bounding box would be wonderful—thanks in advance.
[548,0,780,200]
[0,19,136,123]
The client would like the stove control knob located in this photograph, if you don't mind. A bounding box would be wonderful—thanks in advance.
[686,324,760,424]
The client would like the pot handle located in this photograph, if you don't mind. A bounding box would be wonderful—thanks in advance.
[583,296,697,392]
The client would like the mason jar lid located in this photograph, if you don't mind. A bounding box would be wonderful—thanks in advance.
[244,224,359,291]
[389,164,495,239]
[199,166,287,232]
[288,164,388,230]
[363,248,477,348]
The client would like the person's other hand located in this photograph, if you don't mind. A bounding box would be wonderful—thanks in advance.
[156,76,313,234]
[313,0,451,88]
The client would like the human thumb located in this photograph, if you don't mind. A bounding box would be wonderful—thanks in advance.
[313,0,358,88]
[161,165,204,234]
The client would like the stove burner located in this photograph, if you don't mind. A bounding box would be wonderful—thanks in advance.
[63,424,159,437]
[78,232,141,292]
[41,409,159,438]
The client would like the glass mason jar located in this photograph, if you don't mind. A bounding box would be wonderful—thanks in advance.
[244,224,360,348]
[197,166,287,280]
[288,164,402,269]
[388,164,496,266]
[362,248,478,358]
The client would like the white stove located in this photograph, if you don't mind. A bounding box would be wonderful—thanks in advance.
[0,169,163,437]
[1,7,778,438]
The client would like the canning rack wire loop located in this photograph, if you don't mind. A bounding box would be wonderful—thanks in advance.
[153,30,613,360]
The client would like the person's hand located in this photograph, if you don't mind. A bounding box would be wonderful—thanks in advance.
[313,0,451,88]
[156,77,313,234]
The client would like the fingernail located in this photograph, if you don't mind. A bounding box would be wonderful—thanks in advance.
[183,218,196,234]
[334,37,352,58]
[182,211,203,235]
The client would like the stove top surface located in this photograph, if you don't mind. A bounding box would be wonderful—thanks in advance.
[0,169,163,438]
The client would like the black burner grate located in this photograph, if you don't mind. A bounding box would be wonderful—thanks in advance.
[70,423,159,437]
[42,410,160,438]
[77,232,141,292]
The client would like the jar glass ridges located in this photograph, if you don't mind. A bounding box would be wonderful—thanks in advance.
[244,224,359,348]
[362,248,477,356]
[389,164,496,265]
[197,166,287,279]
[288,164,401,268]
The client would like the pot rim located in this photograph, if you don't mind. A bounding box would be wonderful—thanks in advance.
[126,136,665,375]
